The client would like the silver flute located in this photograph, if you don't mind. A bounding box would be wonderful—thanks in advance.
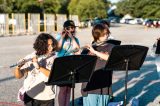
[10,58,33,68]
[10,52,55,68]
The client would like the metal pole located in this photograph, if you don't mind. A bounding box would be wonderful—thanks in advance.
[124,59,129,106]
[71,71,75,106]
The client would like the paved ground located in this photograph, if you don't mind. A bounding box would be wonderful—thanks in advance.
[0,24,160,106]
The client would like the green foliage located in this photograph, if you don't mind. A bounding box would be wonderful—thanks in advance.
[68,0,78,15]
[0,0,61,13]
[43,0,60,13]
[68,0,108,21]
[0,0,109,20]
[115,0,160,19]
[155,11,160,18]
[59,0,70,14]
[20,0,41,13]
[0,0,12,13]
[21,0,61,13]
[2,0,160,20]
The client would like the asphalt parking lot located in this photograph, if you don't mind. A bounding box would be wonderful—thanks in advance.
[0,24,160,106]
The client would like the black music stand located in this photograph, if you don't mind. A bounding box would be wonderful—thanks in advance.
[83,69,112,92]
[91,39,121,46]
[82,69,113,106]
[104,45,148,106]
[47,55,97,106]
[107,39,121,45]
[155,39,160,54]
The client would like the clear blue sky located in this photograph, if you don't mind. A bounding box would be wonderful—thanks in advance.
[108,0,120,3]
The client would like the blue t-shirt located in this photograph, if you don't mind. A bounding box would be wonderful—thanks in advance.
[56,33,80,57]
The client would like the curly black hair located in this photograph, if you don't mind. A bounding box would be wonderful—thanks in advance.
[33,33,58,56]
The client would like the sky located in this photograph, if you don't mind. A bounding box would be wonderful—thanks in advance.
[109,0,121,3]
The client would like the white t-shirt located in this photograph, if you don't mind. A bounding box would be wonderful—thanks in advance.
[21,52,56,100]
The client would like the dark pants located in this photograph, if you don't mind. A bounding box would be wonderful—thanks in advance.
[24,93,54,106]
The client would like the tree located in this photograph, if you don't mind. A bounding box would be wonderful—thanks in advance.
[1,0,110,20]
[58,0,70,14]
[68,0,78,15]
[115,0,160,19]
[0,0,12,13]
[20,0,41,13]
[1,0,61,13]
[68,0,107,21]
[20,0,61,13]
[43,0,61,13]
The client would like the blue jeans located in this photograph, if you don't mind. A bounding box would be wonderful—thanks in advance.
[83,94,110,106]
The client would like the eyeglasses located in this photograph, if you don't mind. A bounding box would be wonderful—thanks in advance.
[66,26,75,30]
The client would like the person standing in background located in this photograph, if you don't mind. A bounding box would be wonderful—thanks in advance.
[55,20,80,106]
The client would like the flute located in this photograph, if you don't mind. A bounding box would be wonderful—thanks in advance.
[65,40,112,55]
[70,46,87,54]
[66,42,101,55]
[10,58,35,68]
[65,46,88,55]
[10,52,55,68]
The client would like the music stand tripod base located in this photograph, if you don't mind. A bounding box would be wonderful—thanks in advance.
[47,55,97,106]
[104,45,148,106]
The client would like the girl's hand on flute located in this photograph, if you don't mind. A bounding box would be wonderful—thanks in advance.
[17,59,26,68]
[32,56,40,69]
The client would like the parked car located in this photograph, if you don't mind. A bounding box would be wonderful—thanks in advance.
[120,18,133,24]
[153,20,160,28]
[108,16,120,23]
[79,19,91,28]
[128,18,143,25]
[91,17,102,26]
[91,18,111,27]
[143,19,153,27]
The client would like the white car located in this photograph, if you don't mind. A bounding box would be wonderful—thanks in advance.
[129,18,143,24]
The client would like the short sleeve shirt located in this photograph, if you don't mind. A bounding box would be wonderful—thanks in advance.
[21,52,57,100]
[56,33,80,57]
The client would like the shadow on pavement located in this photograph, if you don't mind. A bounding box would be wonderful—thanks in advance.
[0,76,15,83]
[112,55,160,106]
